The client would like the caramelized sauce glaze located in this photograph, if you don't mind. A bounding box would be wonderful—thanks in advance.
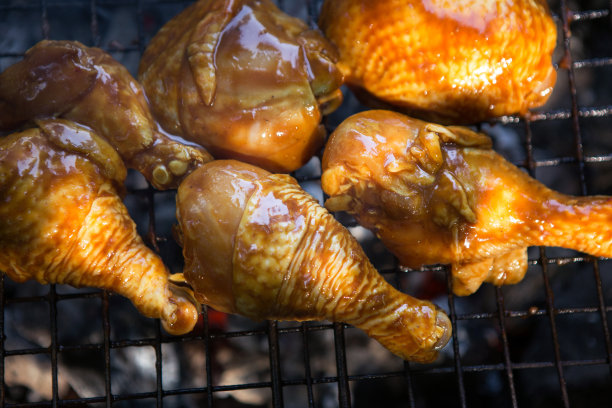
[319,0,557,124]
[322,110,612,295]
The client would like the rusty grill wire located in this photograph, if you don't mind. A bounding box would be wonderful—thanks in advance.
[1,0,612,407]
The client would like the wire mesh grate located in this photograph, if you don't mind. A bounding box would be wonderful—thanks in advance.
[1,0,612,407]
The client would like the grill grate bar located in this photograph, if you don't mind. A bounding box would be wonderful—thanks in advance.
[90,0,100,46]
[495,105,612,124]
[446,269,468,408]
[495,287,518,407]
[154,322,164,407]
[48,285,59,408]
[333,322,352,408]
[573,57,612,69]
[530,154,612,168]
[569,8,609,21]
[592,261,612,377]
[300,322,316,408]
[40,0,50,40]
[455,305,612,321]
[102,292,112,408]
[267,320,284,408]
[540,247,571,408]
[395,265,417,408]
[202,307,214,407]
[394,255,598,275]
[403,361,417,408]
[337,358,612,379]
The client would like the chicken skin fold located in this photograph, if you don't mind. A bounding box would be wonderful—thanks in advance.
[138,0,343,173]
[0,40,212,190]
[0,119,199,335]
[319,0,557,124]
[322,110,612,295]
[172,160,451,362]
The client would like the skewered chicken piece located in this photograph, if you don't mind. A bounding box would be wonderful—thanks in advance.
[171,160,451,362]
[0,40,212,190]
[322,110,612,295]
[0,119,199,335]
[319,0,557,124]
[138,0,344,173]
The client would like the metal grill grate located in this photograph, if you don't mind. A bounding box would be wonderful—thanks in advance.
[1,0,612,407]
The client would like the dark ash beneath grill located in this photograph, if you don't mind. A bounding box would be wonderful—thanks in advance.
[1,0,612,407]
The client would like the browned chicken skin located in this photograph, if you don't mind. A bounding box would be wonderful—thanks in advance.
[0,40,212,190]
[172,160,451,362]
[319,0,557,124]
[138,0,343,173]
[0,120,199,335]
[322,110,612,295]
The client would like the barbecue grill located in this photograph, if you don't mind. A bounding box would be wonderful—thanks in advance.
[1,0,612,407]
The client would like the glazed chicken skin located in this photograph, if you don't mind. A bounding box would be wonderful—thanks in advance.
[138,0,343,173]
[322,110,612,295]
[172,160,451,362]
[0,40,212,189]
[319,0,557,124]
[0,119,199,335]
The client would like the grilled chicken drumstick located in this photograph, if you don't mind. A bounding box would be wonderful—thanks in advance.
[0,40,212,189]
[0,119,199,335]
[322,110,612,295]
[138,0,343,173]
[319,0,557,124]
[171,160,451,362]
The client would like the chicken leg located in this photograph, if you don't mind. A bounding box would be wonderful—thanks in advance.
[138,0,343,173]
[0,119,199,334]
[322,110,612,295]
[0,40,212,189]
[172,160,451,362]
[319,0,557,124]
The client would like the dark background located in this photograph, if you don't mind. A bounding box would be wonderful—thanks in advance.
[1,0,612,407]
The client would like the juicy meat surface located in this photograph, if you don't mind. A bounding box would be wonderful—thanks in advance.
[0,120,199,335]
[174,160,451,362]
[322,110,612,295]
[0,40,212,189]
[319,0,557,124]
[139,0,343,173]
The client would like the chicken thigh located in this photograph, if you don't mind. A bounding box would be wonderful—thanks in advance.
[172,160,451,362]
[0,40,212,189]
[138,0,343,173]
[0,119,199,335]
[319,0,557,124]
[322,110,612,295]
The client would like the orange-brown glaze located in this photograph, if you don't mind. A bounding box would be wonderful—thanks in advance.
[0,120,199,335]
[319,0,557,124]
[0,40,212,189]
[138,0,343,173]
[322,110,612,295]
[174,160,451,362]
